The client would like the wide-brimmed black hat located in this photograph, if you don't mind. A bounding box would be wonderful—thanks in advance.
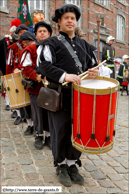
[34,21,52,36]
[20,31,36,41]
[52,4,81,23]
[15,24,28,34]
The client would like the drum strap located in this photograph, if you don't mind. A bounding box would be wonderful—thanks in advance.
[16,42,23,63]
[16,42,23,51]
[57,34,83,74]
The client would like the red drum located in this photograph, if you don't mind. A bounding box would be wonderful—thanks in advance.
[72,76,119,154]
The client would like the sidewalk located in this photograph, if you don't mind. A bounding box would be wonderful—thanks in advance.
[0,91,128,194]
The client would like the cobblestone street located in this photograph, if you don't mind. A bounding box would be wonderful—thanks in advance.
[0,91,128,194]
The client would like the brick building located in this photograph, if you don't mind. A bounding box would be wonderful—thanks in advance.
[0,0,129,62]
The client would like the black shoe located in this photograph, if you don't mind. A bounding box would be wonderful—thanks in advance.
[45,136,51,149]
[121,93,123,96]
[68,164,84,185]
[11,111,17,118]
[24,126,33,135]
[5,105,10,111]
[56,164,72,187]
[14,116,22,125]
[34,136,44,149]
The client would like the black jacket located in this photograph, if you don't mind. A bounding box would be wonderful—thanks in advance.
[38,31,98,110]
[38,31,97,81]
[102,44,115,65]
[0,38,8,75]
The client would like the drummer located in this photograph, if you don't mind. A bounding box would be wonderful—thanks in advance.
[20,22,52,149]
[13,31,37,73]
[6,24,28,75]
[13,31,37,135]
[37,4,98,186]
[6,24,28,125]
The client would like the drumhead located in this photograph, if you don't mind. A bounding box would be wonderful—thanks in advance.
[81,79,116,89]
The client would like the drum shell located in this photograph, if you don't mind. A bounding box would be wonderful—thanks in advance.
[72,76,119,154]
[1,72,30,109]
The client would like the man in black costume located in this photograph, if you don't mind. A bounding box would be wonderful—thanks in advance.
[37,4,98,186]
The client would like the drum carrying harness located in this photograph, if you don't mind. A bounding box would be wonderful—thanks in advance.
[16,42,23,64]
[57,34,83,142]
[57,34,83,74]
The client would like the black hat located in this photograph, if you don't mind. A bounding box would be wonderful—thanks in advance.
[52,4,81,23]
[15,24,28,34]
[34,21,52,36]
[20,31,36,41]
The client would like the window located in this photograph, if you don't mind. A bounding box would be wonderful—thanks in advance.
[28,0,49,22]
[117,0,126,5]
[94,40,106,60]
[66,0,78,4]
[116,15,125,41]
[95,0,110,8]
[0,0,4,7]
[66,0,80,6]
[28,0,45,14]
[0,0,9,13]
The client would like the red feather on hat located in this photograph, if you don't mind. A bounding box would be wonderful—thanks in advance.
[10,19,22,33]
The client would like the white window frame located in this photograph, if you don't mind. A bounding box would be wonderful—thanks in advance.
[0,0,4,7]
[65,0,80,7]
[28,0,44,14]
[117,0,126,5]
[0,0,9,13]
[65,0,82,27]
[66,0,78,4]
[116,15,125,42]
[28,0,49,23]
[95,0,110,8]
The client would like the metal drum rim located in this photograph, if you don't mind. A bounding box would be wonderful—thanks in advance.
[72,137,114,154]
[72,76,120,95]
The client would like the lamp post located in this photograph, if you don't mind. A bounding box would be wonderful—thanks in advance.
[92,13,105,62]
[96,18,101,62]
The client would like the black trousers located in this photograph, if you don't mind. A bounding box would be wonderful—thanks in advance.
[108,66,115,79]
[20,105,31,119]
[29,93,49,135]
[121,85,128,94]
[48,109,81,165]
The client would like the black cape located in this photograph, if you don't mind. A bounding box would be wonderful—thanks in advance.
[0,38,8,75]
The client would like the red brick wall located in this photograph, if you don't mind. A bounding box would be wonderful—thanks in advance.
[0,0,19,39]
[81,0,129,57]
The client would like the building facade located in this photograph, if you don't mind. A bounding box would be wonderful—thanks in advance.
[0,0,129,61]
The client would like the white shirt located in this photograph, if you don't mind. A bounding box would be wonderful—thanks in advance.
[99,65,113,78]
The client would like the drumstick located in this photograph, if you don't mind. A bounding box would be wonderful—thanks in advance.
[62,60,107,86]
[81,60,107,80]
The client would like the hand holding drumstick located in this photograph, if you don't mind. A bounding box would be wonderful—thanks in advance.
[62,60,106,86]
[64,69,99,86]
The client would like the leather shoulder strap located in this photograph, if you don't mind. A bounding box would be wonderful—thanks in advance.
[57,34,83,73]
[16,42,23,50]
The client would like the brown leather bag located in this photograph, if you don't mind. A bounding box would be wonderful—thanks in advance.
[36,85,62,112]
